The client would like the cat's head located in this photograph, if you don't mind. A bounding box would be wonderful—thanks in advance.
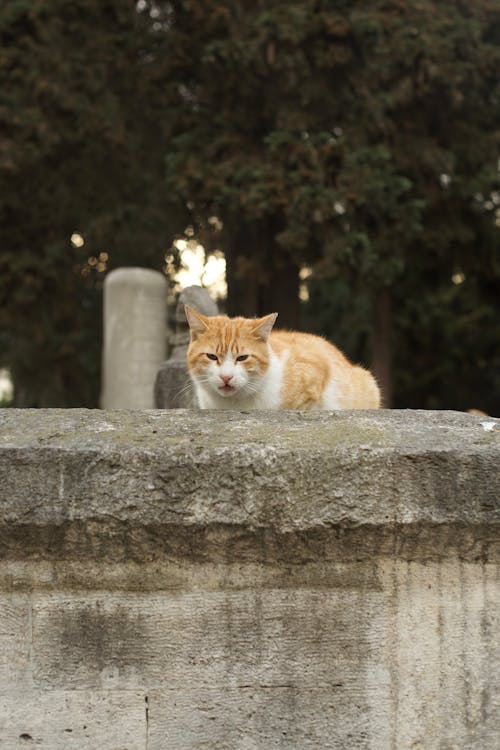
[185,305,278,399]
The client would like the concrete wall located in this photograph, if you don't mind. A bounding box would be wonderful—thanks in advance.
[0,408,499,749]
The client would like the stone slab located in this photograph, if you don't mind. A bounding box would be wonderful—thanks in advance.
[31,589,384,690]
[154,284,218,408]
[0,690,146,750]
[147,686,390,750]
[0,593,31,694]
[154,359,196,408]
[0,410,498,565]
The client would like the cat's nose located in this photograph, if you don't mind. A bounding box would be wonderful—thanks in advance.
[220,374,233,385]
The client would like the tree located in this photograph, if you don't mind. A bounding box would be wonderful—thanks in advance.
[0,0,178,405]
[316,2,500,404]
[159,0,499,404]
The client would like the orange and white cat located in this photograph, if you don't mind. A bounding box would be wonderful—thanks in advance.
[185,306,380,410]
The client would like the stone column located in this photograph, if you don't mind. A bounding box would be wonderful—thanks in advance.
[101,267,167,409]
[154,285,219,408]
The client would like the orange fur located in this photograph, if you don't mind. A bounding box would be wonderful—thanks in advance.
[187,316,271,376]
[186,307,380,410]
[270,330,380,409]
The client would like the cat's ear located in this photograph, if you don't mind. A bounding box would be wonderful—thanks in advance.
[251,312,278,342]
[185,305,210,341]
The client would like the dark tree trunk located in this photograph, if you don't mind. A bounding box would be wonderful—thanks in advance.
[224,227,260,318]
[372,288,392,408]
[225,250,259,318]
[259,256,300,329]
[224,226,300,329]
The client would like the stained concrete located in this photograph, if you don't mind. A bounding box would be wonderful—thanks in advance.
[0,409,499,749]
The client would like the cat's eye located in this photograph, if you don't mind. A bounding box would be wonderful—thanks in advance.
[206,353,218,361]
[236,354,249,362]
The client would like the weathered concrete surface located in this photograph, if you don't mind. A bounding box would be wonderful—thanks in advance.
[0,409,499,749]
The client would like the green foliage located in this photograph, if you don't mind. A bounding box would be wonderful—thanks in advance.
[159,0,500,407]
[394,271,500,412]
[161,0,499,237]
[0,0,177,405]
[304,267,500,414]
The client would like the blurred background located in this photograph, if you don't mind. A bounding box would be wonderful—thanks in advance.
[0,0,499,411]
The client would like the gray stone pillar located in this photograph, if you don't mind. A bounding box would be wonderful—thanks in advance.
[154,285,219,408]
[101,267,167,409]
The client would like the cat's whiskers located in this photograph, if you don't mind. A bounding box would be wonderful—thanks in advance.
[173,383,196,402]
[174,374,215,402]
[241,380,262,395]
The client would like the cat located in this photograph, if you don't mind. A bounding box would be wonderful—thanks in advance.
[185,305,381,410]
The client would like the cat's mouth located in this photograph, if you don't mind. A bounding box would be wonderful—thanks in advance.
[218,384,236,395]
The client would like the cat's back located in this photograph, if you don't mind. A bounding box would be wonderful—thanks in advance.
[269,329,380,410]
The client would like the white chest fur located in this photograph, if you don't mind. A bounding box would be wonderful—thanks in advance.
[193,349,286,410]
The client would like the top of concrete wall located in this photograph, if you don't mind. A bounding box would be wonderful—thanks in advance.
[0,409,499,568]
